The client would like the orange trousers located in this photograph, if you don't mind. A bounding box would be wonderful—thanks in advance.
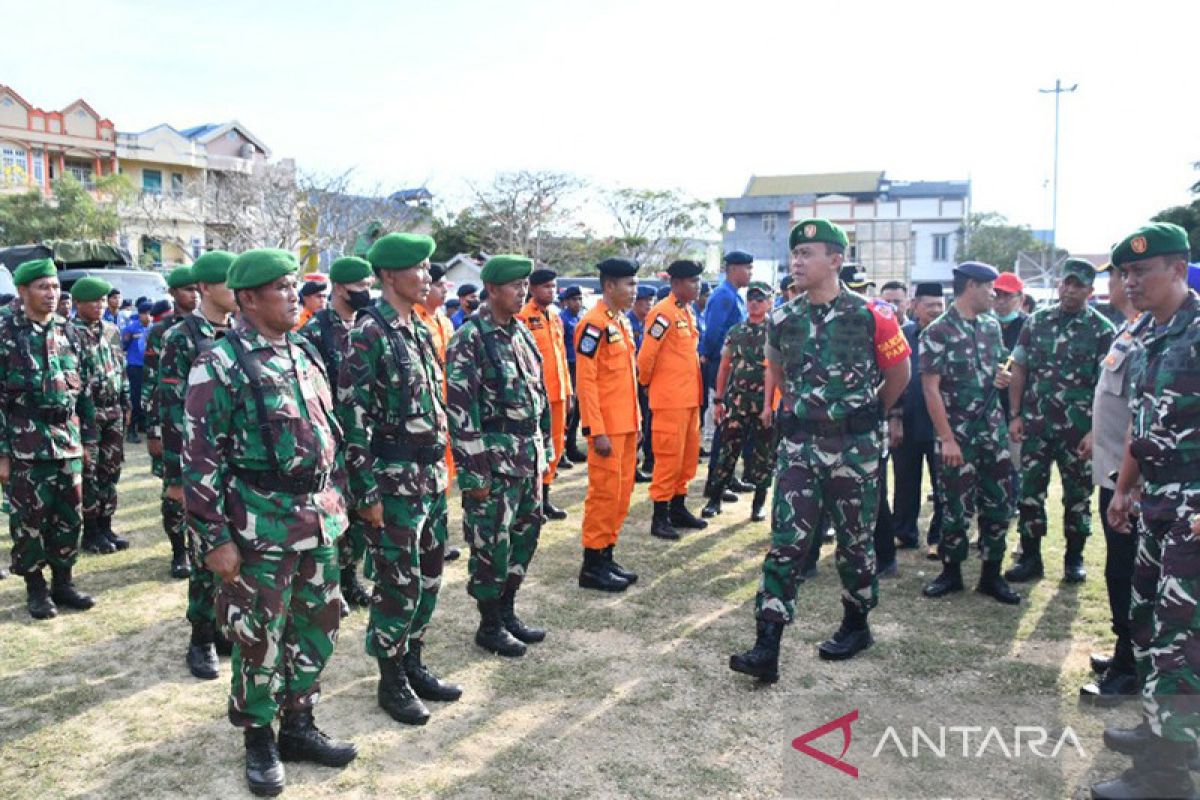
[582,431,638,549]
[544,400,567,485]
[648,406,700,502]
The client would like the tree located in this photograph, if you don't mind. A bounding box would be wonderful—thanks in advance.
[1151,161,1200,260]
[957,212,1045,271]
[466,170,584,260]
[431,207,498,262]
[602,187,714,272]
[0,173,132,246]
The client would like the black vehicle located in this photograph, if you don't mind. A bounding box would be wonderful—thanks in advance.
[0,240,133,272]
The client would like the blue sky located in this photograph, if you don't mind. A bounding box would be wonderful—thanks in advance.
[7,0,1198,253]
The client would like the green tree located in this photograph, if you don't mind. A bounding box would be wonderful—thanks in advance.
[602,187,714,272]
[957,212,1045,271]
[431,207,498,262]
[0,173,132,246]
[1151,163,1200,260]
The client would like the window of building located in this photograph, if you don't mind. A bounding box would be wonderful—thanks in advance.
[762,213,777,235]
[725,217,736,233]
[142,169,162,195]
[933,233,950,262]
[141,236,162,266]
[66,160,94,187]
[30,148,44,184]
[1,146,27,184]
[171,172,184,196]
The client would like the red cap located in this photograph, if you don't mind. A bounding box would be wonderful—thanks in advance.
[994,272,1024,293]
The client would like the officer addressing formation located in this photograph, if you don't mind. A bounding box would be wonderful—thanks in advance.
[4,208,1200,798]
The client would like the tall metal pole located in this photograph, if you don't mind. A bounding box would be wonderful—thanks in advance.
[1039,79,1078,257]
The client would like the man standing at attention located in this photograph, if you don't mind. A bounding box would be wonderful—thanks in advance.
[701,251,752,497]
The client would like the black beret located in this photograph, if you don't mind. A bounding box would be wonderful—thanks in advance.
[457,283,479,297]
[559,285,583,300]
[914,282,944,298]
[529,268,557,285]
[150,299,172,316]
[596,258,639,277]
[724,250,753,265]
[299,281,327,298]
[953,261,1000,282]
[429,263,446,282]
[667,259,703,279]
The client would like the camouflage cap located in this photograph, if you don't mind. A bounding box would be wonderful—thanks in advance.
[1061,257,1098,286]
[191,250,237,284]
[367,232,436,270]
[789,218,849,250]
[225,248,299,290]
[69,276,113,302]
[1111,222,1191,267]
[480,254,533,284]
[166,265,196,289]
[328,256,373,284]
[747,281,773,299]
[13,258,56,286]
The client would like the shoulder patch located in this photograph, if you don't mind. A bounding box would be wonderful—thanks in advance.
[868,299,895,320]
[649,316,669,340]
[579,323,602,357]
[771,306,789,325]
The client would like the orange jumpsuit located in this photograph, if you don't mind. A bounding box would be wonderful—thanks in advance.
[637,292,703,502]
[517,299,572,485]
[574,299,642,550]
[416,304,457,480]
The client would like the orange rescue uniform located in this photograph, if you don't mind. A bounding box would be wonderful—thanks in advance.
[574,299,642,550]
[416,303,457,480]
[517,298,573,485]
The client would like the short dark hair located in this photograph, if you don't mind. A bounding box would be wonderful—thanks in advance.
[952,274,971,297]
[880,281,906,294]
[825,243,845,256]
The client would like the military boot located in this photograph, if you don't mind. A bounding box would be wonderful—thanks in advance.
[403,639,463,701]
[1003,537,1044,582]
[1063,539,1087,584]
[100,516,129,551]
[187,621,220,680]
[1081,636,1137,706]
[542,487,567,521]
[500,585,546,642]
[50,566,94,611]
[729,618,783,683]
[82,519,115,555]
[669,495,708,530]
[376,657,430,725]
[24,571,57,620]
[167,529,191,579]
[922,560,964,598]
[818,602,874,661]
[579,548,630,593]
[445,546,462,562]
[604,545,638,585]
[975,560,1021,605]
[730,477,755,493]
[339,566,371,609]
[701,485,725,519]
[277,709,358,767]
[1104,720,1153,755]
[1091,736,1198,800]
[650,501,680,540]
[243,726,285,797]
[474,600,526,657]
[750,485,769,522]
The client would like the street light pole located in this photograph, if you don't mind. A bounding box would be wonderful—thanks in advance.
[1039,79,1078,258]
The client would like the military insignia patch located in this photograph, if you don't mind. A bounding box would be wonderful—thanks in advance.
[579,324,602,357]
[527,317,544,329]
[675,319,689,328]
[649,317,669,340]
[606,324,622,343]
[1131,236,1148,254]
[803,223,817,238]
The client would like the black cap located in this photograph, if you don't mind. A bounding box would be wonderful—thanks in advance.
[457,283,479,297]
[529,268,557,285]
[299,281,326,298]
[429,263,446,282]
[667,259,703,279]
[597,258,639,277]
[446,298,461,309]
[953,261,1000,282]
[136,299,153,313]
[559,285,583,300]
[914,282,944,298]
[724,250,753,265]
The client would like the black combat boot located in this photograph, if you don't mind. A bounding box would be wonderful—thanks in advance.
[1003,537,1044,582]
[542,486,567,521]
[730,477,755,493]
[1091,735,1198,800]
[82,519,115,555]
[167,529,191,579]
[650,501,680,541]
[187,620,220,680]
[500,585,546,642]
[445,546,461,562]
[1081,636,1137,706]
[1091,653,1114,675]
[975,560,1022,605]
[474,600,526,657]
[604,545,638,585]
[340,566,372,609]
[24,570,57,620]
[922,560,964,598]
[729,618,783,683]
[1063,539,1087,584]
[557,453,574,470]
[579,548,630,593]
[402,640,463,702]
[100,516,129,551]
[701,486,724,519]
[375,657,430,725]
[1104,720,1153,755]
[669,495,708,530]
[635,466,653,483]
[243,726,285,797]
[750,485,769,522]
[566,443,586,463]
[818,602,874,661]
[50,566,94,611]
[277,709,358,767]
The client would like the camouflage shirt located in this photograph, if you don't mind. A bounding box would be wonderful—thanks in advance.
[0,307,96,460]
[299,307,352,388]
[1127,290,1200,520]
[142,310,181,438]
[337,299,449,507]
[182,320,347,554]
[159,312,232,486]
[919,304,1008,439]
[720,319,768,417]
[1011,302,1115,435]
[445,303,552,491]
[71,317,129,422]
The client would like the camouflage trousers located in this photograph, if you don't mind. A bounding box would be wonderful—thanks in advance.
[161,490,185,545]
[1130,507,1200,744]
[364,492,448,660]
[938,427,1012,564]
[462,473,544,602]
[1017,429,1092,547]
[82,411,124,521]
[756,430,880,623]
[8,458,83,575]
[710,412,773,491]
[186,516,217,627]
[215,544,341,729]
[339,519,368,575]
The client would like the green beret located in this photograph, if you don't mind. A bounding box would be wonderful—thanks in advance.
[789,218,849,251]
[1111,222,1191,267]
[13,258,56,286]
[69,276,113,302]
[166,266,195,289]
[190,250,236,284]
[367,233,436,270]
[329,256,373,284]
[1061,257,1097,286]
[225,248,299,291]
[480,254,534,285]
[747,281,773,298]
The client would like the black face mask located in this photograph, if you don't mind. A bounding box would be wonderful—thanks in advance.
[346,289,372,311]
[464,298,480,311]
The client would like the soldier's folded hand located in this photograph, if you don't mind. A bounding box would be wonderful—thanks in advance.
[165,484,184,503]
[713,404,725,425]
[358,502,384,529]
[759,408,773,428]
[1008,417,1024,444]
[1075,432,1093,460]
[940,437,964,467]
[592,435,612,457]
[1107,491,1134,533]
[993,365,1012,389]
[147,437,163,458]
[205,541,241,582]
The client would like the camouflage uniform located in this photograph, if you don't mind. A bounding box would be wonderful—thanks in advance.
[1125,291,1200,744]
[72,316,129,525]
[1011,304,1115,554]
[143,311,187,553]
[710,319,772,491]
[446,304,552,603]
[183,320,347,729]
[336,300,450,659]
[919,305,1011,564]
[0,306,95,574]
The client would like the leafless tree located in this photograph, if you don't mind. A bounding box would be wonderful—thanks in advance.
[602,187,714,271]
[467,170,584,260]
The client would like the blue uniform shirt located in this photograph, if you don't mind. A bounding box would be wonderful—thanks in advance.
[701,278,747,361]
[560,306,581,364]
[627,310,646,352]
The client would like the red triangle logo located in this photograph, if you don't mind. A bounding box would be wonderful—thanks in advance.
[791,709,859,778]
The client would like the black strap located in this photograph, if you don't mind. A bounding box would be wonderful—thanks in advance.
[358,304,411,412]
[225,330,281,474]
[316,309,338,375]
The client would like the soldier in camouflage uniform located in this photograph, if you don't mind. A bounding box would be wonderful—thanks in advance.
[703,281,774,522]
[143,265,198,579]
[447,254,553,659]
[1091,224,1200,800]
[1005,258,1115,584]
[159,249,238,681]
[183,249,356,797]
[336,235,462,726]
[730,220,911,683]
[918,262,1021,605]
[0,259,97,620]
[69,277,131,556]
[300,256,376,610]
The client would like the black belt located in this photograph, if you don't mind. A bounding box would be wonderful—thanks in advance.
[231,466,331,495]
[1139,460,1200,484]
[370,438,444,464]
[482,418,537,436]
[780,408,880,438]
[12,407,72,424]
